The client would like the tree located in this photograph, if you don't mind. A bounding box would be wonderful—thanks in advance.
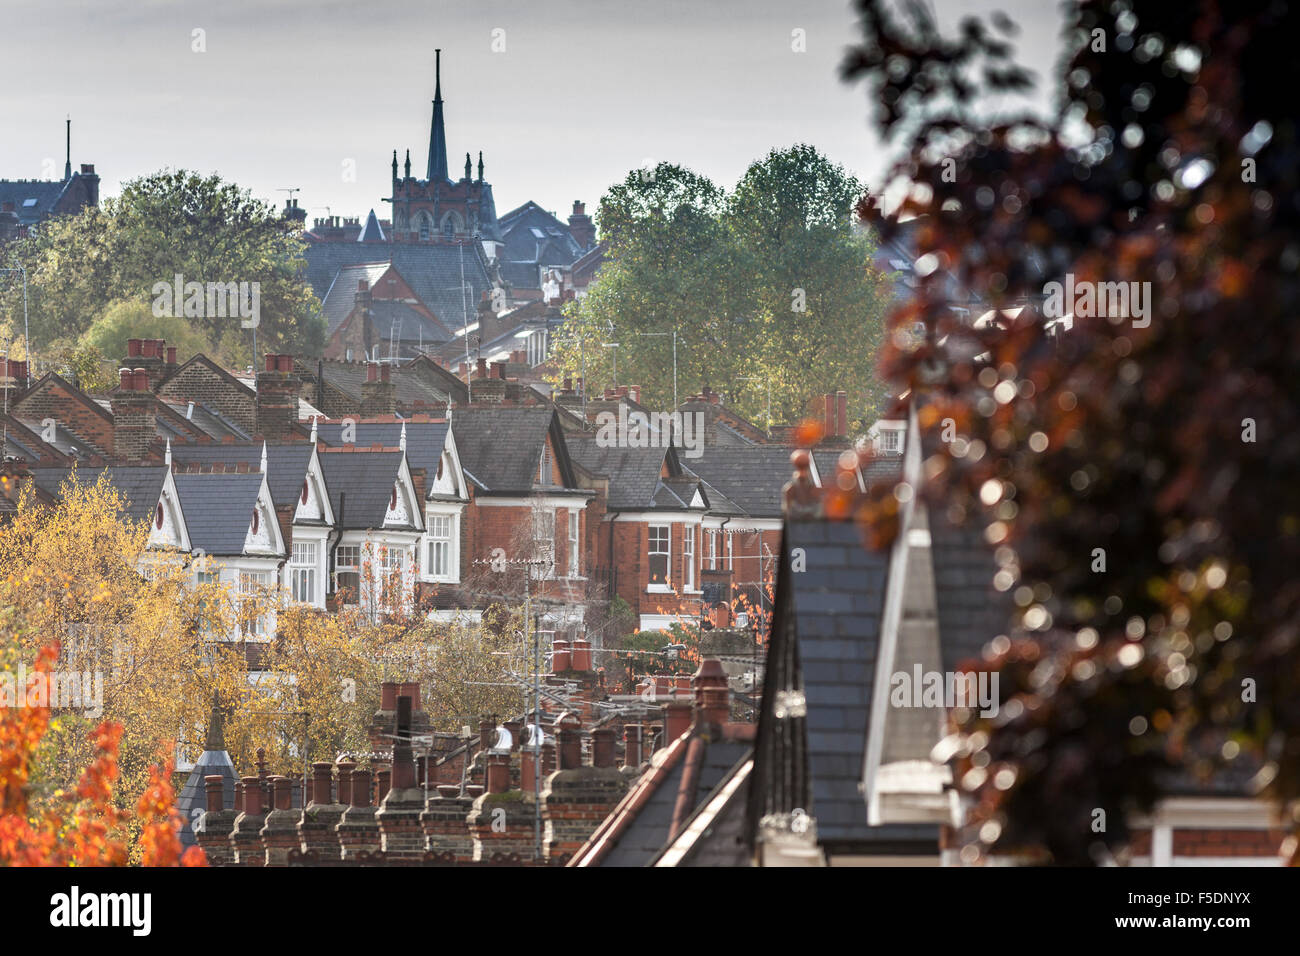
[1,169,324,365]
[0,641,204,866]
[549,150,892,428]
[844,0,1300,863]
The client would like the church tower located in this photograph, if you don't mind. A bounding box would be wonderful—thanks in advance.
[388,49,502,256]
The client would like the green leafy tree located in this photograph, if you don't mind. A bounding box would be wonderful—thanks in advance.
[1,169,324,364]
[550,149,891,429]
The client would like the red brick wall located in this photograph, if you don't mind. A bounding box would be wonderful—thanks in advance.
[160,361,256,434]
[13,378,114,457]
[1172,828,1283,857]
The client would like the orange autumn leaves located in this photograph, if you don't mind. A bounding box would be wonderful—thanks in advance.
[0,642,205,867]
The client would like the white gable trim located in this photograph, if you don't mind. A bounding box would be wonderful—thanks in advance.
[865,404,924,826]
[244,475,286,557]
[147,469,191,552]
[383,454,425,531]
[293,445,335,525]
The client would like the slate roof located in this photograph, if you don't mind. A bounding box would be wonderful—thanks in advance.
[176,750,238,849]
[173,472,266,555]
[316,420,449,480]
[303,241,492,331]
[169,443,314,511]
[450,407,571,493]
[927,512,1013,669]
[161,401,249,442]
[358,209,386,243]
[318,360,453,409]
[581,730,754,867]
[0,179,69,225]
[369,299,452,345]
[320,262,391,334]
[319,450,409,529]
[566,438,668,509]
[16,418,91,460]
[686,446,816,518]
[751,517,938,851]
[30,465,166,523]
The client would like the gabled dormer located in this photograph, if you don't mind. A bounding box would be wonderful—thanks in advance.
[428,427,467,501]
[293,444,336,525]
[244,475,285,556]
[147,466,191,552]
[382,454,423,531]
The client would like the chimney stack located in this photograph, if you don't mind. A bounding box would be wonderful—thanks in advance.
[111,367,158,462]
[256,353,300,441]
[361,361,397,416]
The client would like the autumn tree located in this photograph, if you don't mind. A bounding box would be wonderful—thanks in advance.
[844,0,1300,863]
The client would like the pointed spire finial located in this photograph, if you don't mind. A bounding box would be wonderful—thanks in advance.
[465,152,472,181]
[404,148,411,179]
[310,415,318,443]
[427,49,449,182]
[260,440,268,474]
[164,437,172,467]
[477,150,484,181]
[400,420,407,452]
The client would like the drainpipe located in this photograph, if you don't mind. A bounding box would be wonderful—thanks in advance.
[328,492,346,603]
[607,509,621,599]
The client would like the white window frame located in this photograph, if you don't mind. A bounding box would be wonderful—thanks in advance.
[683,524,695,591]
[532,509,556,579]
[238,570,271,637]
[290,540,318,605]
[726,531,734,571]
[425,512,459,582]
[648,524,671,591]
[706,529,718,571]
[567,510,580,577]
[336,545,361,605]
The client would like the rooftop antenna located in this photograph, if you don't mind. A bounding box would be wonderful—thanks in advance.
[64,115,72,182]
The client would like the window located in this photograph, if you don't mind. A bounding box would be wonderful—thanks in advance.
[726,532,734,571]
[428,514,454,579]
[196,570,221,636]
[707,529,718,570]
[238,571,270,637]
[878,429,902,454]
[568,511,580,577]
[379,547,404,609]
[336,546,360,605]
[539,445,553,486]
[532,509,555,577]
[290,540,317,604]
[648,525,670,587]
[683,525,695,590]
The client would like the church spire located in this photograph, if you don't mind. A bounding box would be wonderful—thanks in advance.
[427,48,449,183]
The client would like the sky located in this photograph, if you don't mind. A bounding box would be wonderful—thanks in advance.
[3,0,1067,225]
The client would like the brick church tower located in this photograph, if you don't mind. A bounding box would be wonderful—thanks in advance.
[388,49,503,254]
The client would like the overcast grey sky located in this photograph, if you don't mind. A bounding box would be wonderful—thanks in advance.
[4,0,1066,223]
